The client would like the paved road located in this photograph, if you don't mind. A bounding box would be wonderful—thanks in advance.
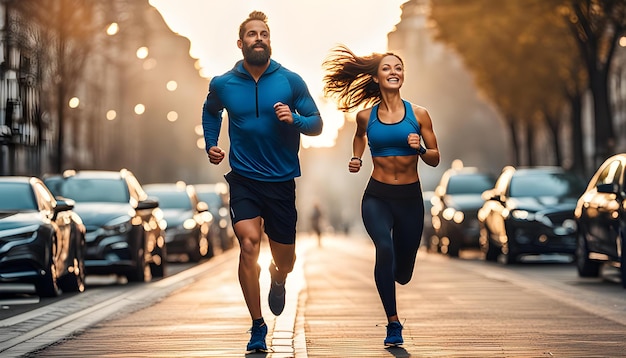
[3,234,625,357]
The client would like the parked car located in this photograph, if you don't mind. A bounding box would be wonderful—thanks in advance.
[0,177,86,297]
[574,153,626,288]
[194,183,235,251]
[44,169,166,282]
[430,164,496,257]
[144,182,213,262]
[478,166,586,264]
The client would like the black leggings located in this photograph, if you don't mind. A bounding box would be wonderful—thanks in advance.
[361,178,424,318]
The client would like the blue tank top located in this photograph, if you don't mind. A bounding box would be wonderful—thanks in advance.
[367,100,420,157]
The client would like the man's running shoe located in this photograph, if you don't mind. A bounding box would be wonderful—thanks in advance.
[246,322,267,352]
[384,321,404,346]
[268,262,286,316]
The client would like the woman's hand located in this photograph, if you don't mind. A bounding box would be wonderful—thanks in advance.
[349,157,362,173]
[407,133,421,149]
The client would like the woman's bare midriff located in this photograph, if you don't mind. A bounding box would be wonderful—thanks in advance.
[371,156,419,185]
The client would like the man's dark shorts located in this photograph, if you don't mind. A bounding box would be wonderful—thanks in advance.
[225,171,297,245]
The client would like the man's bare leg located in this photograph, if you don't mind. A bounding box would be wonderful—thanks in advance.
[268,240,296,282]
[234,217,263,319]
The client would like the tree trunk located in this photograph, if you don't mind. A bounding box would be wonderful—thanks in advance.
[526,121,534,166]
[569,93,586,176]
[506,117,520,166]
[589,71,615,166]
[543,112,562,167]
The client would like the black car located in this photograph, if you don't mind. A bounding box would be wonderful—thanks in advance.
[194,183,235,251]
[478,166,586,264]
[430,165,496,257]
[574,153,626,288]
[144,183,213,262]
[44,169,166,282]
[0,177,86,297]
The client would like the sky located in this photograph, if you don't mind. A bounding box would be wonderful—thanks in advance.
[149,0,408,148]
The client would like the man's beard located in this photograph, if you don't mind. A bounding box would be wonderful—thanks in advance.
[243,43,271,66]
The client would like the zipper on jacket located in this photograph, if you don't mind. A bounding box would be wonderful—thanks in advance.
[255,82,259,118]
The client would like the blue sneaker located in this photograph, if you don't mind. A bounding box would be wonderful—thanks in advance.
[268,263,286,316]
[384,321,403,346]
[246,322,267,352]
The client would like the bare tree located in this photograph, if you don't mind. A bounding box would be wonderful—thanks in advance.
[11,0,100,173]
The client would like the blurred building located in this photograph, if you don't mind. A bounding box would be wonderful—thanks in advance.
[0,0,213,184]
[0,1,46,176]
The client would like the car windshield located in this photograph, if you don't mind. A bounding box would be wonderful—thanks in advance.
[56,178,129,203]
[446,174,494,195]
[0,183,37,210]
[146,191,191,210]
[509,172,585,198]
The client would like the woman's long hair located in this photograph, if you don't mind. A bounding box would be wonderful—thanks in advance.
[322,45,402,112]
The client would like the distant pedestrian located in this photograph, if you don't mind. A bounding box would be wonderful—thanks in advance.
[202,10,323,352]
[311,202,323,247]
[322,45,440,346]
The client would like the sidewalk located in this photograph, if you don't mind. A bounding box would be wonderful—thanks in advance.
[27,234,626,357]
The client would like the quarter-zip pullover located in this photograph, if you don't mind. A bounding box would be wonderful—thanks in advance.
[202,59,323,182]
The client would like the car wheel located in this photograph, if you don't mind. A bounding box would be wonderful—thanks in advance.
[575,230,600,277]
[150,237,167,278]
[188,234,211,262]
[447,236,460,257]
[619,230,626,288]
[502,242,518,265]
[36,244,61,297]
[426,235,438,253]
[58,256,85,293]
[126,244,149,282]
[483,236,499,262]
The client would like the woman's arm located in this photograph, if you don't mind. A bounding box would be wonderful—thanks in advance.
[414,105,440,167]
[349,109,369,173]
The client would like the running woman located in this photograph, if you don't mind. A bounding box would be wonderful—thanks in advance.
[322,45,440,346]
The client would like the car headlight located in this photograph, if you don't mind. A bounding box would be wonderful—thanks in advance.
[511,210,533,221]
[102,217,132,236]
[555,219,577,235]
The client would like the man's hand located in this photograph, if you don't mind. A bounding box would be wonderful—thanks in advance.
[274,102,294,124]
[208,146,225,165]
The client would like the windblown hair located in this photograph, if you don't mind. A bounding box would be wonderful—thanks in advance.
[239,11,269,40]
[322,45,403,112]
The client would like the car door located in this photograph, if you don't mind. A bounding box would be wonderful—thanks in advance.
[33,180,70,274]
[584,159,623,258]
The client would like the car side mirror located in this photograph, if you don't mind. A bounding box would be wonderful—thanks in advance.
[54,197,75,212]
[137,197,159,210]
[597,183,618,194]
[52,197,75,220]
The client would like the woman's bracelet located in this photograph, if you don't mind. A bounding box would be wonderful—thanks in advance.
[351,156,362,165]
[419,146,427,155]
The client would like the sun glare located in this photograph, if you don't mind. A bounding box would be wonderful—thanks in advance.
[149,0,405,148]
